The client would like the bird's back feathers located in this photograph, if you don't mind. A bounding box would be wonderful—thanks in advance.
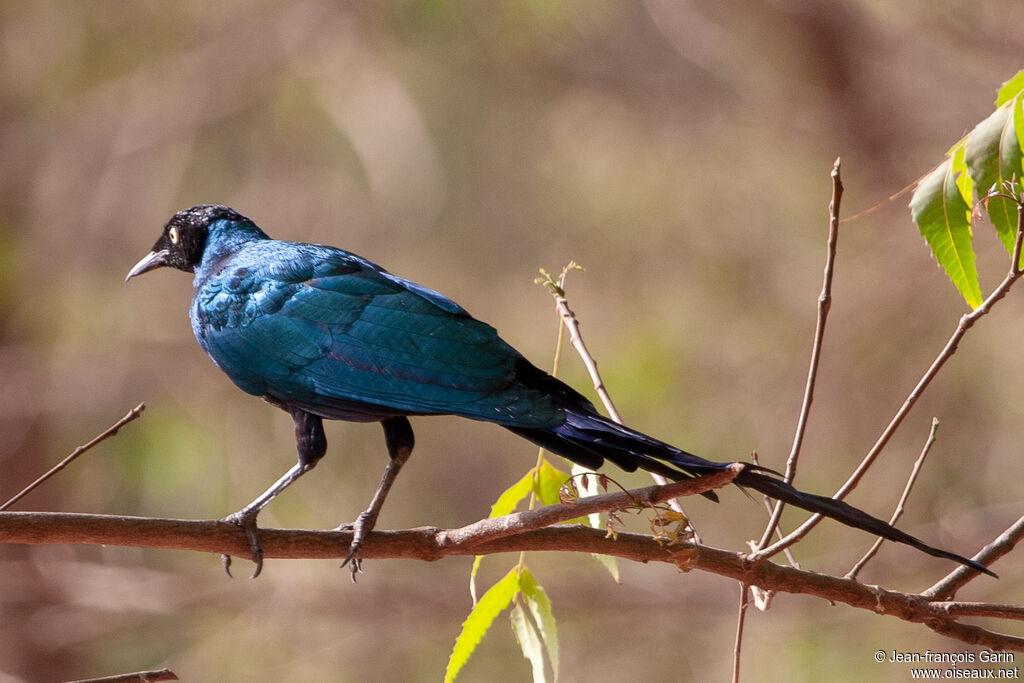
[191,233,566,427]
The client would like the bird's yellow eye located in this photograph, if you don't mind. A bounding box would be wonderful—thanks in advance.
[169,226,179,244]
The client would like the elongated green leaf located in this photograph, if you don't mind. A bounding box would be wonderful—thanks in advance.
[471,468,538,601]
[964,97,1023,254]
[469,555,485,605]
[996,68,1024,107]
[470,460,575,601]
[950,140,973,205]
[1015,94,1024,169]
[519,569,560,680]
[910,159,982,307]
[446,567,520,683]
[490,468,538,518]
[589,548,621,582]
[534,459,570,506]
[537,459,590,525]
[510,602,548,683]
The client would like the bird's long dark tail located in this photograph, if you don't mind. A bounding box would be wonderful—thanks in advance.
[508,406,994,577]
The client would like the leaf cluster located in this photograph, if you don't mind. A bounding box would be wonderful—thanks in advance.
[910,70,1024,306]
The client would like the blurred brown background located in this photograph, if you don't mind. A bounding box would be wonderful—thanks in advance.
[1,2,1022,681]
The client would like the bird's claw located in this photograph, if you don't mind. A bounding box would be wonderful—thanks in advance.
[337,512,373,582]
[340,544,362,582]
[222,510,264,579]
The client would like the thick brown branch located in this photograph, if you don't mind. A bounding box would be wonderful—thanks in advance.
[1,509,1019,651]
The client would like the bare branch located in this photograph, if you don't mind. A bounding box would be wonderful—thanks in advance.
[541,264,686,517]
[1,509,1020,651]
[930,602,1024,621]
[756,158,843,550]
[839,166,931,224]
[925,621,1024,652]
[1,403,146,511]
[732,584,749,683]
[540,263,623,424]
[846,417,940,580]
[437,466,740,548]
[924,514,1024,601]
[752,196,1024,564]
[68,669,178,683]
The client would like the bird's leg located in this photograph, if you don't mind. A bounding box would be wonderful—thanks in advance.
[221,462,309,579]
[222,407,326,579]
[338,416,414,580]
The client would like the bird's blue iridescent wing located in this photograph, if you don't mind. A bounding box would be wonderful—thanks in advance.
[191,242,563,427]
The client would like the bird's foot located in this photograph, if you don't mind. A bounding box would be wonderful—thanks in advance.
[336,511,375,582]
[341,548,362,582]
[222,509,264,579]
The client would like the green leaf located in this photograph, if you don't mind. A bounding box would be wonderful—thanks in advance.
[471,468,537,601]
[470,461,572,601]
[446,567,521,683]
[519,569,560,680]
[490,468,538,518]
[1014,93,1024,160]
[910,159,983,308]
[469,555,484,605]
[996,69,1024,107]
[534,459,571,507]
[510,602,548,683]
[536,459,588,525]
[590,552,621,583]
[950,140,973,206]
[964,97,1023,254]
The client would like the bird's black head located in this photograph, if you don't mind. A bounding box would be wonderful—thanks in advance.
[125,205,248,281]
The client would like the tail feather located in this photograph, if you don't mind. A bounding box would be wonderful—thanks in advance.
[509,406,994,577]
[734,469,994,576]
[508,410,723,502]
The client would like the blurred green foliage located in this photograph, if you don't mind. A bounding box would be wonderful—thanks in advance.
[1,2,1023,681]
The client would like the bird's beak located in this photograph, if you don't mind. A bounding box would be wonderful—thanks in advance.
[125,249,170,282]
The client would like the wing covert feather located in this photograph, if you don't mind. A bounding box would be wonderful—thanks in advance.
[191,244,563,427]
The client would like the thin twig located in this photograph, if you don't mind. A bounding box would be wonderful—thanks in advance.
[924,514,1024,601]
[846,417,940,580]
[731,584,749,683]
[751,453,799,567]
[750,197,1024,564]
[839,166,930,224]
[0,403,146,511]
[929,601,1024,621]
[757,495,801,567]
[540,265,686,516]
[925,621,1024,652]
[539,263,623,423]
[66,669,178,683]
[756,158,843,549]
[518,265,575,574]
[439,466,740,549]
